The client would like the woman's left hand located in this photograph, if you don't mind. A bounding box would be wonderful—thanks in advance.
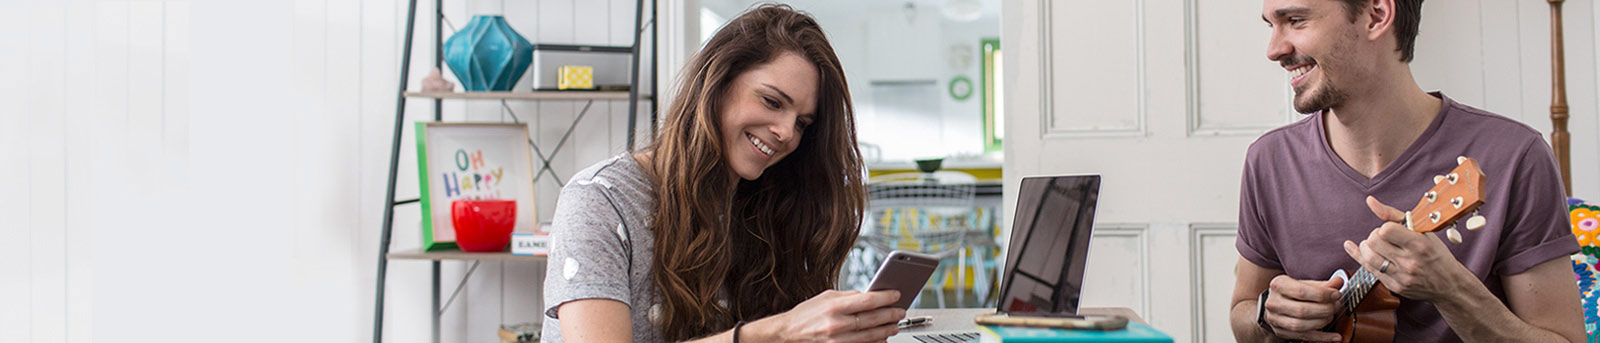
[1342,196,1474,303]
[748,289,905,343]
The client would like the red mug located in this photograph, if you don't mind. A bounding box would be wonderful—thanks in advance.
[451,199,517,252]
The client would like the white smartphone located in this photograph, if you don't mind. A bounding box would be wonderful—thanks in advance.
[865,250,941,309]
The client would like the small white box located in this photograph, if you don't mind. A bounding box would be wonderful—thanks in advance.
[512,233,550,256]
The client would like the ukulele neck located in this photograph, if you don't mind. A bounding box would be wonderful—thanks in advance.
[1339,267,1382,313]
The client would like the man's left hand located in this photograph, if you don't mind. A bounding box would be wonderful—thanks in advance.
[1342,195,1473,303]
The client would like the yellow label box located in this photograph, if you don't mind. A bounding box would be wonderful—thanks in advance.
[558,65,595,90]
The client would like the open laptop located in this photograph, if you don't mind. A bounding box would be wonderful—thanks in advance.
[889,174,1102,343]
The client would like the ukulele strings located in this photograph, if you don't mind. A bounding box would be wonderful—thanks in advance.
[1339,267,1380,313]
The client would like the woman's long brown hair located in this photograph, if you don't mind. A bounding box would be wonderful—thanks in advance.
[644,4,864,340]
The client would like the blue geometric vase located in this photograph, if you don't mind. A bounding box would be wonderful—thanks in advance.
[444,15,533,91]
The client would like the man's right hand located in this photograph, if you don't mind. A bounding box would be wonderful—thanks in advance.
[1262,275,1345,342]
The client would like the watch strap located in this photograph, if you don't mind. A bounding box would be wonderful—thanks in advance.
[1256,289,1275,335]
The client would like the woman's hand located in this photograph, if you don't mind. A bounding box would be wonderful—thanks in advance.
[748,289,907,342]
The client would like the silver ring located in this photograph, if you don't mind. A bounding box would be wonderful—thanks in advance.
[854,314,861,329]
[1379,260,1392,274]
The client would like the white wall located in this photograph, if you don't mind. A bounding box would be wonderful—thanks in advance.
[1,0,652,342]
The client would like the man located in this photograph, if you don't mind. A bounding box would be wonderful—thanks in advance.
[1228,0,1587,342]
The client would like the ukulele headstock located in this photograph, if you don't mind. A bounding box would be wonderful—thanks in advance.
[1407,156,1488,243]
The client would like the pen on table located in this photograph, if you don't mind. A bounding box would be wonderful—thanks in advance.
[898,316,934,329]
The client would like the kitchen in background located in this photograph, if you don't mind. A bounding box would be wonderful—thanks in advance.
[702,0,1005,307]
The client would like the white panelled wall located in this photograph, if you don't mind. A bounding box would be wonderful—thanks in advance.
[1001,0,1600,342]
[3,0,653,342]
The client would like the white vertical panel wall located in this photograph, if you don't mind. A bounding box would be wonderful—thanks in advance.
[0,1,30,337]
[2,0,654,342]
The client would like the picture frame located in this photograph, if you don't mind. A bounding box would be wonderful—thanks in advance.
[981,38,1003,153]
[415,122,538,251]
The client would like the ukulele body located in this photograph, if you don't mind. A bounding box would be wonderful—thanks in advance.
[1333,283,1400,343]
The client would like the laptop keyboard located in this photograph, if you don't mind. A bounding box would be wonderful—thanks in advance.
[912,332,980,343]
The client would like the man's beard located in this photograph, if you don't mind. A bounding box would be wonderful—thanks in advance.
[1293,77,1348,114]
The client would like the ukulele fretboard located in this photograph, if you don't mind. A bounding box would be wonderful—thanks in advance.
[1339,267,1381,313]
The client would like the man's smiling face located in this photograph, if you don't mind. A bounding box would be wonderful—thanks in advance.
[1263,0,1371,114]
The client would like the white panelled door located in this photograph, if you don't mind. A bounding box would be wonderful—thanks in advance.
[1001,1,1283,341]
[999,0,1594,342]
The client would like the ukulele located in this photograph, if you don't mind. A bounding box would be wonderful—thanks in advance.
[1324,156,1489,343]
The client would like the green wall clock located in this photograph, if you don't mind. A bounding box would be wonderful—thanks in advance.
[949,76,974,101]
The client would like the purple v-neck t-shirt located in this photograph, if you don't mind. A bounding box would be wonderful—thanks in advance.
[1236,92,1578,342]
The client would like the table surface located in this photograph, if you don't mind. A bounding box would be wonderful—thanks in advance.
[900,307,1146,334]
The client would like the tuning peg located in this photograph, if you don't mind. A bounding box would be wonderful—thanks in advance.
[1466,215,1487,231]
[1434,175,1445,184]
[1447,228,1463,244]
[1458,156,1467,164]
[1404,211,1415,231]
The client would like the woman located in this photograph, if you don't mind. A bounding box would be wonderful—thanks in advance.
[541,4,905,343]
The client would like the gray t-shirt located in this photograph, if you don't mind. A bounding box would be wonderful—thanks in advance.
[1236,93,1578,342]
[541,154,663,342]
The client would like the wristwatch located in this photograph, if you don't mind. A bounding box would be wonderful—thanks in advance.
[1256,289,1275,335]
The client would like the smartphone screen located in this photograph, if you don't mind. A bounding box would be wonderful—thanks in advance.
[866,251,940,309]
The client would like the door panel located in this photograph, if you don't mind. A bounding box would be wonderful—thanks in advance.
[1191,0,1293,135]
[1043,0,1143,135]
[1080,226,1150,318]
[1192,226,1241,343]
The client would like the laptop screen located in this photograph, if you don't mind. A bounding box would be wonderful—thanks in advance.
[995,175,1101,314]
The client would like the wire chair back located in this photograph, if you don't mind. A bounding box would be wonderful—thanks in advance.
[842,171,996,307]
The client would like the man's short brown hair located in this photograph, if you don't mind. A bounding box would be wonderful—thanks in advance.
[1338,0,1424,62]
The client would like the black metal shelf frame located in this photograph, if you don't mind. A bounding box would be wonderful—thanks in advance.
[371,0,658,342]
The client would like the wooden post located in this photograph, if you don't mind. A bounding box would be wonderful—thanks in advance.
[1550,0,1573,194]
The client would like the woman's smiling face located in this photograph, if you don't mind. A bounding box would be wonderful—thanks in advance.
[719,51,819,181]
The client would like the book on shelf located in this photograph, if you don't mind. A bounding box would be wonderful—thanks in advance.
[511,232,550,256]
[499,322,541,343]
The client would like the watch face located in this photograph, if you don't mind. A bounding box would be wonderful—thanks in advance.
[1257,290,1272,328]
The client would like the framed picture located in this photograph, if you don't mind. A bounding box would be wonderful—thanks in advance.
[981,38,1003,153]
[415,122,538,251]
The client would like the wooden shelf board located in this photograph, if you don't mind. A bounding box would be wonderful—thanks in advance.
[404,91,651,101]
[388,247,547,262]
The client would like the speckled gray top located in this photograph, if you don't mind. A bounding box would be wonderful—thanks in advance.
[541,154,663,342]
